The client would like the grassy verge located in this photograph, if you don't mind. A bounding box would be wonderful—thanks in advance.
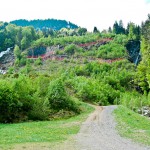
[114,106,150,146]
[0,102,94,150]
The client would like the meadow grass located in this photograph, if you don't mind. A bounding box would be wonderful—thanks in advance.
[114,106,150,146]
[0,102,94,149]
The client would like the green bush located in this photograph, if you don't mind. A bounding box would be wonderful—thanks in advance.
[35,75,51,97]
[11,75,34,112]
[47,78,80,113]
[34,57,43,65]
[97,42,126,59]
[28,95,50,120]
[0,80,22,123]
[69,76,120,105]
[119,91,149,111]
[64,44,82,56]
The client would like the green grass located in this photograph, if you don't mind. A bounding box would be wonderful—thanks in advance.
[114,106,150,146]
[32,59,84,75]
[0,102,94,149]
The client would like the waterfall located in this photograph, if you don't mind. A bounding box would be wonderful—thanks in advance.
[0,47,12,74]
[0,48,11,58]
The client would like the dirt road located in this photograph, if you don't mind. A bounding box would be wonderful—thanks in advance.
[12,105,150,150]
[74,105,150,150]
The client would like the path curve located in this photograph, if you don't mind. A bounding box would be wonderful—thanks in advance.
[74,105,150,150]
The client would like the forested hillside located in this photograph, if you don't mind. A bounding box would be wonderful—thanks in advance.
[0,16,150,124]
[10,19,78,30]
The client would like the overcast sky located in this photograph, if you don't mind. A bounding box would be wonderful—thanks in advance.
[0,0,150,31]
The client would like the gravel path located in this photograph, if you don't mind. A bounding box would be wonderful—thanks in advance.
[74,105,150,150]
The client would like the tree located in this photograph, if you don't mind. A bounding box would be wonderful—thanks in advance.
[113,21,119,34]
[6,24,17,44]
[21,36,28,50]
[14,45,21,60]
[16,27,22,47]
[47,78,79,112]
[108,27,112,33]
[118,20,125,34]
[113,20,125,34]
[128,22,136,40]
[0,30,6,52]
[93,27,99,33]
[127,22,140,40]
[136,15,150,93]
[78,28,87,35]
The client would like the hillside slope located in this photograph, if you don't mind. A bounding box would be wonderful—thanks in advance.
[10,19,78,30]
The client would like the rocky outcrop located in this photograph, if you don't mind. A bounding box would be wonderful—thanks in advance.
[138,106,150,117]
[0,49,14,74]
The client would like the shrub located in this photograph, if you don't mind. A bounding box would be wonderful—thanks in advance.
[70,76,120,105]
[47,78,80,113]
[28,95,50,120]
[34,57,43,65]
[35,75,51,97]
[11,75,34,112]
[119,91,148,111]
[97,42,126,59]
[0,80,22,123]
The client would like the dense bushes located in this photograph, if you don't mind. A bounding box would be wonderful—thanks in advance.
[0,75,80,123]
[47,78,80,113]
[66,76,120,105]
[63,60,134,105]
[64,44,83,55]
[0,80,22,123]
[0,57,139,123]
[97,42,127,59]
[31,33,100,48]
[120,91,150,112]
[28,46,46,57]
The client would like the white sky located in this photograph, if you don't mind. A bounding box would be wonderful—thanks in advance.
[0,0,150,31]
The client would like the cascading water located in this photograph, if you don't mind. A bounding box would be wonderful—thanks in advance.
[0,48,12,74]
[0,48,11,58]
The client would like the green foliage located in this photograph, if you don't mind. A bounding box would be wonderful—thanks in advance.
[0,20,146,124]
[14,45,21,60]
[114,106,150,146]
[113,34,128,45]
[8,66,15,74]
[10,19,78,30]
[127,22,141,40]
[128,22,137,40]
[47,78,80,113]
[0,80,22,123]
[64,44,82,56]
[21,36,28,50]
[136,16,150,94]
[11,75,34,112]
[0,74,79,123]
[71,60,135,105]
[113,20,125,34]
[28,96,50,121]
[64,44,76,55]
[97,42,127,59]
[120,91,143,111]
[0,103,93,149]
[136,62,149,92]
[34,57,43,65]
[93,26,99,33]
[69,76,120,105]
[32,33,100,48]
[77,27,87,35]
[35,75,51,96]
